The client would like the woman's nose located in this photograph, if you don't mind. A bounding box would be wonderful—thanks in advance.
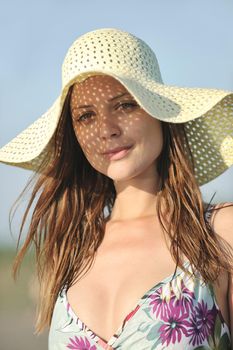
[98,116,121,140]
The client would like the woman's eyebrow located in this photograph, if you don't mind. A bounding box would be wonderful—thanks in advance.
[75,92,131,109]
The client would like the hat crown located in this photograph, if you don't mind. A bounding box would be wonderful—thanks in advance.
[61,28,163,88]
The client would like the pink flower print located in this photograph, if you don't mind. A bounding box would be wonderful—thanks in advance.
[186,313,206,346]
[158,299,190,346]
[186,301,218,346]
[66,335,97,349]
[149,286,171,320]
[195,301,217,338]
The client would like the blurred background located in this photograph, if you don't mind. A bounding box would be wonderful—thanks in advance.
[0,0,233,349]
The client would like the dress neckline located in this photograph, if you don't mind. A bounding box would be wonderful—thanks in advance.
[61,260,191,347]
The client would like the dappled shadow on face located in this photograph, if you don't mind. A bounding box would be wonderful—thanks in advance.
[70,74,163,181]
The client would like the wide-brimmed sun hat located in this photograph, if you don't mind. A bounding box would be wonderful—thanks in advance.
[0,27,232,186]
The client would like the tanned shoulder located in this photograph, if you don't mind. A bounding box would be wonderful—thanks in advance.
[209,201,233,345]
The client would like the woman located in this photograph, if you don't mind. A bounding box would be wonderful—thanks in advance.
[0,28,233,349]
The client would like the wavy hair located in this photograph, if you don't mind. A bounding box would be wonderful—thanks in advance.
[10,85,233,334]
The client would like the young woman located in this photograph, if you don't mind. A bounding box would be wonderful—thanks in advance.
[0,28,233,350]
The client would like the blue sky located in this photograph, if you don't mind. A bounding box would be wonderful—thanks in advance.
[0,0,233,245]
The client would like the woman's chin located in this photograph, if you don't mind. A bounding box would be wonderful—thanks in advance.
[105,165,139,182]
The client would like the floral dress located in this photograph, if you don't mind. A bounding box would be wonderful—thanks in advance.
[48,207,232,349]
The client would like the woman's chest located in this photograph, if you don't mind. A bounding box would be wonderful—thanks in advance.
[67,231,178,341]
[66,226,230,343]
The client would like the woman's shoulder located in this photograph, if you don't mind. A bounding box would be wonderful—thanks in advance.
[204,201,233,242]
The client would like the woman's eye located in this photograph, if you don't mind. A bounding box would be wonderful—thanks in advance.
[77,102,138,123]
[78,112,94,122]
[117,102,138,110]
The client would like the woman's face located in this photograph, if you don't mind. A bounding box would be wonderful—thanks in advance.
[70,74,163,182]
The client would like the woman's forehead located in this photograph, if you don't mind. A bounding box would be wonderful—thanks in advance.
[70,74,131,105]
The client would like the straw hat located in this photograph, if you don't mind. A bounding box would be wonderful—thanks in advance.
[0,27,232,186]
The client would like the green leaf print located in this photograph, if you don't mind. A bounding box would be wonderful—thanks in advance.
[207,283,215,299]
[137,321,151,333]
[146,322,163,341]
[218,333,231,350]
[142,322,163,349]
[138,310,163,347]
[195,331,231,350]
[143,306,155,321]
[207,334,215,349]
[206,313,231,350]
[213,314,222,346]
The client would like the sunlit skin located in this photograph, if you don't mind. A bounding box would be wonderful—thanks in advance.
[70,74,164,221]
[67,75,233,343]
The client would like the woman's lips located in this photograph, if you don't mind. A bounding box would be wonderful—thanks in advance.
[104,146,133,160]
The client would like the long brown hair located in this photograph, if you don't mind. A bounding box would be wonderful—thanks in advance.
[10,86,233,334]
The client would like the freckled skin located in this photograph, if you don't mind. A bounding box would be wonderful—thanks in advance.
[70,74,163,183]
